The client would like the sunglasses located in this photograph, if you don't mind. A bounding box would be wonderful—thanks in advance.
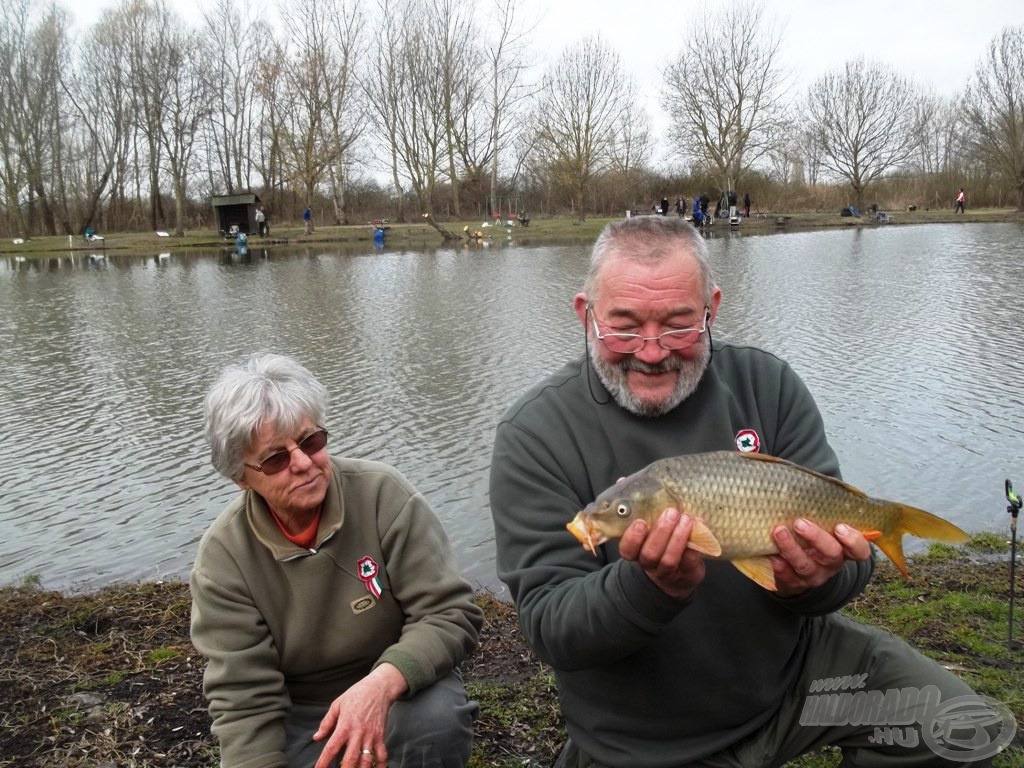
[244,428,329,475]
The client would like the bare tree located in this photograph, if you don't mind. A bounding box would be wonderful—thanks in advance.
[482,0,534,220]
[321,1,366,225]
[427,0,478,218]
[0,35,15,234]
[199,0,266,194]
[364,0,409,220]
[795,128,822,187]
[278,0,365,222]
[0,0,34,235]
[765,139,802,186]
[962,25,1024,211]
[532,35,638,221]
[0,1,71,235]
[66,6,142,231]
[662,0,789,195]
[804,58,921,209]
[609,105,651,175]
[906,92,969,208]
[160,26,215,235]
[365,0,447,217]
[121,0,177,231]
[252,40,288,213]
[911,94,960,177]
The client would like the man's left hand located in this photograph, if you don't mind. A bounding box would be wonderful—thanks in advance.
[770,519,870,596]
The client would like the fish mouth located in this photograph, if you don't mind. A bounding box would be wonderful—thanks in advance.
[566,514,606,555]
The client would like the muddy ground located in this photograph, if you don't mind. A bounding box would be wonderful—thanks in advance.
[1,558,1020,767]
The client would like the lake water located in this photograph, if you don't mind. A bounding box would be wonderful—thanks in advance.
[1,223,1022,592]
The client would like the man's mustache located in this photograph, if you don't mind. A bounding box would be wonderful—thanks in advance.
[621,357,685,374]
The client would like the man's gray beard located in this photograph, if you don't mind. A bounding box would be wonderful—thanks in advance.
[589,339,711,417]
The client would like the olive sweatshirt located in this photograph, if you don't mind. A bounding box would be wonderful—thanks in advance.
[191,456,482,768]
[489,342,873,767]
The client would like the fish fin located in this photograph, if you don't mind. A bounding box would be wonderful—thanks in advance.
[872,533,910,581]
[686,519,722,557]
[735,452,871,498]
[861,529,882,542]
[874,504,970,581]
[731,556,778,592]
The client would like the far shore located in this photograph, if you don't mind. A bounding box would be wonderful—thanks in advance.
[2,208,1021,259]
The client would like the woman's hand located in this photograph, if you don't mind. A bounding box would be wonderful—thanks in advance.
[313,662,408,768]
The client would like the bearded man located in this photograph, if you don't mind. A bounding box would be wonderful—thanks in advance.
[488,216,997,768]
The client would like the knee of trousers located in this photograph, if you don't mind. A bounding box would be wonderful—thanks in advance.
[385,671,478,765]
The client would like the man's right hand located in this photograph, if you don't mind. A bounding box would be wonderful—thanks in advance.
[618,508,705,600]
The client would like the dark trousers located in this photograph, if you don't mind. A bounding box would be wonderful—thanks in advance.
[284,670,477,767]
[553,614,1001,768]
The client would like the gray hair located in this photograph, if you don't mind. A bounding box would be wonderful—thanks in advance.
[583,216,716,305]
[204,354,328,480]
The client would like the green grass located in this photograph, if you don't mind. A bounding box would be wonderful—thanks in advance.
[966,531,1012,554]
[147,646,181,663]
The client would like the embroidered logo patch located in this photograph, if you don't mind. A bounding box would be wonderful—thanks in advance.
[357,556,383,599]
[735,429,761,453]
[351,596,375,614]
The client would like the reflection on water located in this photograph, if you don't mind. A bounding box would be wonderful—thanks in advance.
[1,224,1022,591]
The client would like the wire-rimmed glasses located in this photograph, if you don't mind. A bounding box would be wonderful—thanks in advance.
[588,305,710,354]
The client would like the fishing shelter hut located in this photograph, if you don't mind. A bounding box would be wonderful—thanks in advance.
[211,193,261,236]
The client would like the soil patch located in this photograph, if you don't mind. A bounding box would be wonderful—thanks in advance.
[1,557,1020,766]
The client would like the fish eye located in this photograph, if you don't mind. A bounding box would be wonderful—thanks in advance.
[616,503,629,517]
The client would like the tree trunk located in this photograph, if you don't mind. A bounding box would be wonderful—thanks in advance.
[174,175,187,237]
[422,212,461,241]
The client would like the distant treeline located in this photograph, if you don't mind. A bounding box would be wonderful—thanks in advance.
[1,0,1020,238]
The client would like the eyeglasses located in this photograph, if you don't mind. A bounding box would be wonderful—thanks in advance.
[244,428,329,475]
[589,305,709,354]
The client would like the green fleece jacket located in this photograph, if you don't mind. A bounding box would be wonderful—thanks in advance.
[191,456,482,768]
[489,342,873,767]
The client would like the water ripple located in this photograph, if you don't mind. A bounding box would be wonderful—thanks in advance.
[1,225,1022,589]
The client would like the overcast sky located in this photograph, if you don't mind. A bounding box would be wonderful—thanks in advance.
[528,0,1019,95]
[63,0,1020,92]
[61,0,1021,169]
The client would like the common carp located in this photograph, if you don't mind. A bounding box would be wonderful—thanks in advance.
[565,451,969,591]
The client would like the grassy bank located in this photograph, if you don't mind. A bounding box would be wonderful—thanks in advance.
[2,208,1021,258]
[1,537,1022,767]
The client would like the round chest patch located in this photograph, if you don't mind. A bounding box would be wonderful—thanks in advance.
[735,429,761,453]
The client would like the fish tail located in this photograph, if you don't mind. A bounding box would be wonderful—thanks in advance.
[874,504,970,581]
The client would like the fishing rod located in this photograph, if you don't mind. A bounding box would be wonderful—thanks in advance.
[1008,478,1021,649]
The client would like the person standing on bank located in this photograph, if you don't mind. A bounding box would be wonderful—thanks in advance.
[743,191,751,218]
[256,205,267,237]
[955,188,966,213]
[191,354,482,768]
[303,205,313,234]
[489,216,997,767]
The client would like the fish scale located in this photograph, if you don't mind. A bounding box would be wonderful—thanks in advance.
[652,456,892,557]
[566,451,969,591]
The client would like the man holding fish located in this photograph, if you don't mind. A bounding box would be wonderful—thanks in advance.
[489,216,1002,766]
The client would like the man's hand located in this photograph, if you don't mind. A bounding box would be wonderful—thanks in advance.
[618,508,705,600]
[313,662,408,768]
[770,519,871,596]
